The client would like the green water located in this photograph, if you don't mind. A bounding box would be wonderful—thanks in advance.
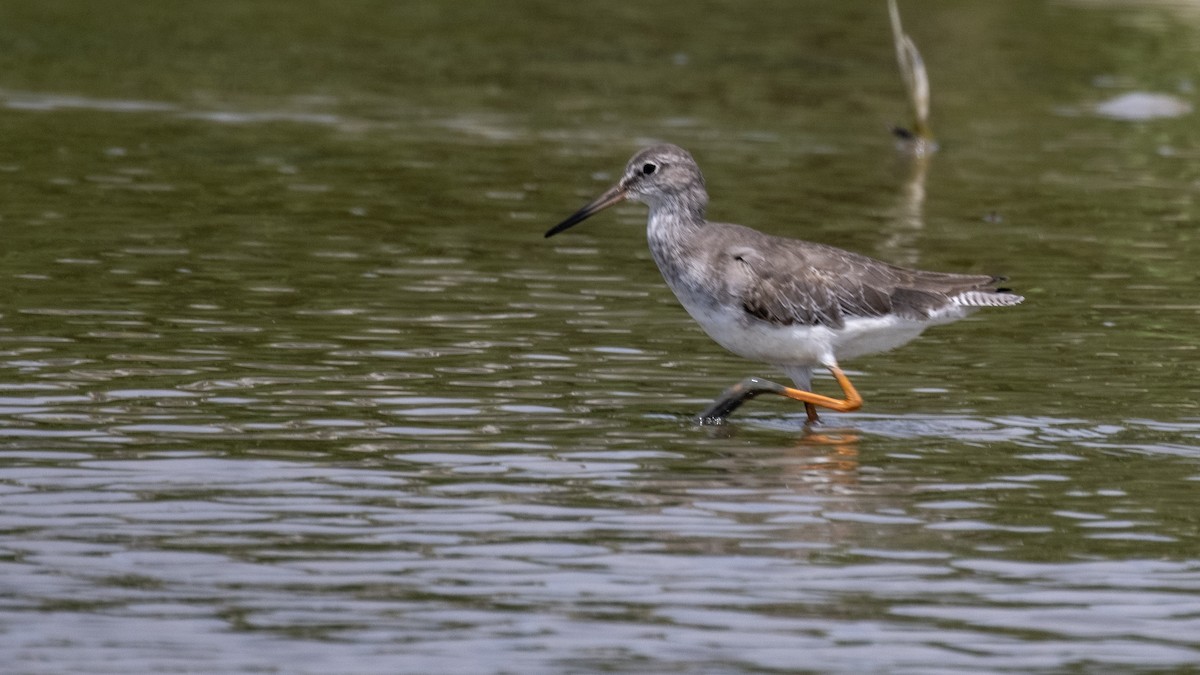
[1,1,1198,672]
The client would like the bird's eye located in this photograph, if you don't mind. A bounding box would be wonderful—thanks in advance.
[641,162,657,176]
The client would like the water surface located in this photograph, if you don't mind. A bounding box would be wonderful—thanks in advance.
[1,1,1199,672]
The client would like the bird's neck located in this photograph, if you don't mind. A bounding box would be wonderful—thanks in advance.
[646,192,707,242]
[646,193,707,290]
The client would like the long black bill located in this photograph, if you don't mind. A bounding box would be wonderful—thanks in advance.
[544,184,627,238]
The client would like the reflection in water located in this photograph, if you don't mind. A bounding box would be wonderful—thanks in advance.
[878,152,931,267]
[704,427,862,487]
[800,431,861,473]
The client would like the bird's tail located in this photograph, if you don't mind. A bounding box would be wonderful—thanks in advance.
[952,289,1024,308]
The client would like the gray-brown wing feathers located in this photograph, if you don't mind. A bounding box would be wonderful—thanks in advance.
[720,231,1021,328]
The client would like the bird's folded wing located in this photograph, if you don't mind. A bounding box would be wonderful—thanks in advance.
[729,241,1000,328]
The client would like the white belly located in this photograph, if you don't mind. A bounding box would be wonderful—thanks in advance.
[676,297,949,368]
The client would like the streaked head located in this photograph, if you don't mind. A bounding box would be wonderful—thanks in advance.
[545,144,705,238]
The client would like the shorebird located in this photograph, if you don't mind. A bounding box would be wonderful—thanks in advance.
[545,144,1022,424]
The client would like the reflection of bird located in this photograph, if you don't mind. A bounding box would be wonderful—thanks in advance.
[546,144,1022,424]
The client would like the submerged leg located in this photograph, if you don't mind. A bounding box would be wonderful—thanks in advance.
[696,366,864,425]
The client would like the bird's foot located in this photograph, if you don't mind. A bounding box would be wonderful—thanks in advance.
[695,377,789,425]
[695,377,785,424]
[696,369,862,425]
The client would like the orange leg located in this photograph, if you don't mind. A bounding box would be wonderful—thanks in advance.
[779,366,863,414]
[696,366,863,425]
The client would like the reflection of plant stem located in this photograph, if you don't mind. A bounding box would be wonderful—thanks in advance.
[889,0,937,156]
[879,151,930,266]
